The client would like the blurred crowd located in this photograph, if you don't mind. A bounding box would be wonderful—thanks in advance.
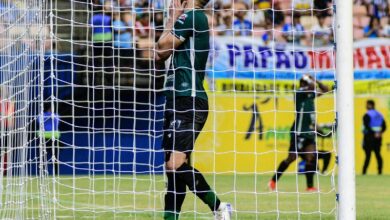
[0,0,44,52]
[90,0,390,52]
[353,0,390,40]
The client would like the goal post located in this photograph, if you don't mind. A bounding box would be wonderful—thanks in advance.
[335,0,356,219]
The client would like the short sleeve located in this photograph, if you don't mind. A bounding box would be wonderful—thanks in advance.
[363,26,369,34]
[296,89,315,101]
[171,12,194,42]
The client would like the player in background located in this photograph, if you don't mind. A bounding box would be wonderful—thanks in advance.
[155,0,232,219]
[268,74,329,192]
[362,100,386,175]
[38,102,61,175]
[0,86,14,176]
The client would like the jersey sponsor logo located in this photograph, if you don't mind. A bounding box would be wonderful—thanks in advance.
[177,14,188,24]
[181,82,189,88]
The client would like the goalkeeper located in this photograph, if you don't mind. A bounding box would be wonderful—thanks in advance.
[155,0,232,219]
[268,74,329,191]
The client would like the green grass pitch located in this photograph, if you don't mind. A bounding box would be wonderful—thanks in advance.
[1,175,389,219]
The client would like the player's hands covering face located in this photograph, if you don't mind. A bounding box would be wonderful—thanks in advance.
[170,0,186,21]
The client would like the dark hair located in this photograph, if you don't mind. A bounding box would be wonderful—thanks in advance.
[367,100,375,108]
[198,0,210,8]
[369,17,379,28]
[317,13,327,20]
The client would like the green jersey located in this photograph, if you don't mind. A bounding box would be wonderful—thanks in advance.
[165,9,209,101]
[291,89,316,139]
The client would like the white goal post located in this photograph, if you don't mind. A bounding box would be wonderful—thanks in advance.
[335,0,356,219]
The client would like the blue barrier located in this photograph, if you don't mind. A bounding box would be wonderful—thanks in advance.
[1,54,166,175]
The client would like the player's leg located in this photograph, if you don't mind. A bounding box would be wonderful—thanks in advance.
[163,102,223,217]
[175,98,223,212]
[164,152,187,220]
[0,135,7,176]
[362,137,372,175]
[373,139,383,175]
[303,142,317,190]
[269,133,298,190]
[272,152,297,182]
[167,153,221,212]
[318,150,331,174]
[162,110,187,220]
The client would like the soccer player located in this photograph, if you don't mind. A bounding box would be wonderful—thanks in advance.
[155,0,232,219]
[0,86,14,176]
[268,74,329,191]
[362,100,386,175]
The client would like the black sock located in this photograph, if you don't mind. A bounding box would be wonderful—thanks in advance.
[305,161,316,188]
[177,163,221,211]
[320,152,331,173]
[272,160,289,182]
[164,172,187,219]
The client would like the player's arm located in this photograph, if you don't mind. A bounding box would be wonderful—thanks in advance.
[316,80,329,97]
[382,118,386,133]
[363,114,373,133]
[306,74,329,97]
[155,0,187,62]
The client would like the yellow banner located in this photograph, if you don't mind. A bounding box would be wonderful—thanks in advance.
[193,94,390,175]
[210,79,390,95]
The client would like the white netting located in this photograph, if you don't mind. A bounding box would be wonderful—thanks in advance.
[1,0,341,219]
[0,0,48,219]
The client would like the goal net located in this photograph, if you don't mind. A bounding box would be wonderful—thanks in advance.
[0,0,48,219]
[1,0,343,219]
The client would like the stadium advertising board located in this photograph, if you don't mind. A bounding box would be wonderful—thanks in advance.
[207,37,390,94]
[194,38,390,174]
[195,94,390,175]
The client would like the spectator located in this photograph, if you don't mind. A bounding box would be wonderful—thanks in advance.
[217,11,234,36]
[362,100,386,175]
[154,11,165,40]
[135,13,152,38]
[250,4,267,27]
[314,0,332,10]
[261,17,274,45]
[314,0,332,16]
[264,2,285,26]
[369,0,389,19]
[383,18,390,37]
[38,102,61,175]
[294,0,313,10]
[311,15,333,46]
[90,0,115,74]
[364,17,382,38]
[233,2,252,36]
[152,0,165,9]
[113,9,134,70]
[254,0,271,9]
[282,15,305,44]
[0,1,18,24]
